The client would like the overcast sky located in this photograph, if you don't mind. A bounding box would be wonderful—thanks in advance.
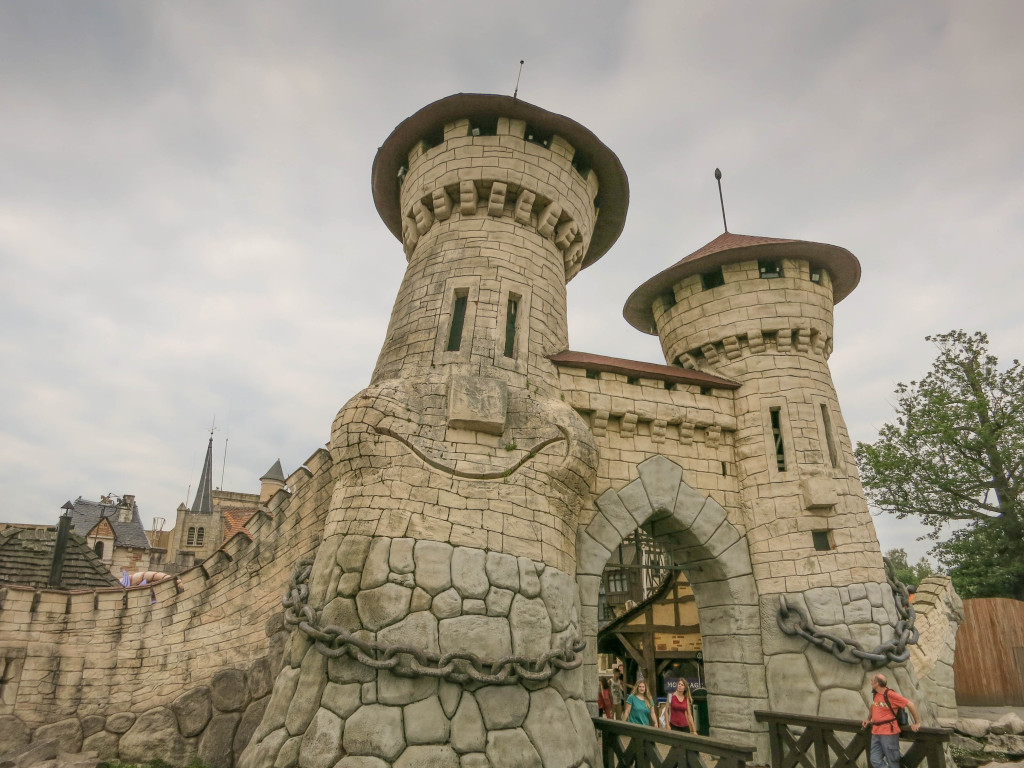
[2,1,1021,565]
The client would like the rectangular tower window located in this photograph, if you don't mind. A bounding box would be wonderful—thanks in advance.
[447,291,468,352]
[770,407,786,471]
[759,260,783,278]
[503,295,519,358]
[660,291,676,310]
[812,530,833,551]
[820,404,839,467]
[701,268,725,290]
[810,267,825,284]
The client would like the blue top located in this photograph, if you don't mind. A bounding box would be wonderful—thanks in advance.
[626,693,653,725]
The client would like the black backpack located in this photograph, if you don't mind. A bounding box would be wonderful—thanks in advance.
[883,690,909,729]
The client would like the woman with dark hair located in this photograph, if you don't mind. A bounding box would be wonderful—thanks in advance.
[598,678,614,718]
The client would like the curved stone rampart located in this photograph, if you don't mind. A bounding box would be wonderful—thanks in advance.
[909,576,963,720]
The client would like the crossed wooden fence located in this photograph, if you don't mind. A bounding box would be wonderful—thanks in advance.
[592,717,755,768]
[755,711,951,768]
[592,712,950,768]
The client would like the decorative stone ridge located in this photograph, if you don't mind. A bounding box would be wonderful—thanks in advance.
[909,576,964,721]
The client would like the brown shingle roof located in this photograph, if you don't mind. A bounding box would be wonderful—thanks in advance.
[222,508,258,544]
[623,231,861,334]
[0,527,120,589]
[549,350,739,389]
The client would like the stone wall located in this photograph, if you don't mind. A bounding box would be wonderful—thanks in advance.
[0,448,333,729]
[910,576,964,720]
[0,637,288,768]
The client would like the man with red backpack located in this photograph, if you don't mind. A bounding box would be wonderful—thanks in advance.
[861,673,922,768]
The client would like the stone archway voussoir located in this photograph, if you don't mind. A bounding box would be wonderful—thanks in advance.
[616,479,654,527]
[636,455,683,514]
[594,489,637,539]
[575,530,610,577]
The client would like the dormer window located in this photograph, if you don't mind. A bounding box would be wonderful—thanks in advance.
[759,260,782,279]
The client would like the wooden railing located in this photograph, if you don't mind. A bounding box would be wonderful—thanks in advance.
[755,711,951,768]
[593,717,756,768]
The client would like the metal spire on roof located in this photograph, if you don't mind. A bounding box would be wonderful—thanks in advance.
[715,168,728,233]
[513,60,524,100]
[190,435,215,515]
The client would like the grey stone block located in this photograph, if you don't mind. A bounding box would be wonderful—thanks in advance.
[403,697,450,745]
[439,681,461,719]
[637,455,683,514]
[575,531,610,577]
[356,583,412,631]
[390,538,415,574]
[595,489,639,538]
[394,745,459,768]
[617,479,653,526]
[31,719,82,756]
[672,480,709,529]
[285,649,327,735]
[583,510,622,553]
[81,731,118,761]
[378,610,440,655]
[844,598,873,624]
[485,586,514,616]
[79,716,105,738]
[523,688,584,768]
[120,707,196,767]
[321,683,361,720]
[248,658,274,701]
[336,535,372,571]
[485,552,519,591]
[212,669,250,713]
[508,595,552,657]
[198,712,241,768]
[360,537,391,590]
[452,547,489,599]
[172,686,214,737]
[539,568,574,632]
[485,728,541,767]
[104,713,136,735]
[451,693,485,754]
[439,616,512,659]
[517,557,541,597]
[343,705,404,760]
[377,671,438,706]
[414,540,453,595]
[766,654,820,715]
[234,698,268,757]
[273,735,300,768]
[475,686,530,730]
[805,587,844,626]
[819,687,867,720]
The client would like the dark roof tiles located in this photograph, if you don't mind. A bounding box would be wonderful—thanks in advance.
[71,498,151,550]
[0,527,121,589]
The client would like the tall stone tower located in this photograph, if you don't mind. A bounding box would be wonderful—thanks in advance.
[240,94,628,768]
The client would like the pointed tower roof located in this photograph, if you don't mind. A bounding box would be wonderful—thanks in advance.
[260,459,285,483]
[623,232,861,334]
[190,436,215,514]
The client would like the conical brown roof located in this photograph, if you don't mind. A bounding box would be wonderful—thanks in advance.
[623,232,861,334]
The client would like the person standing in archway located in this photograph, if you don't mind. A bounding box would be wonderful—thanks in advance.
[609,668,627,720]
[861,673,921,768]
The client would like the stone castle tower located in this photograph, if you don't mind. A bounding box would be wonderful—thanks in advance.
[233,94,937,768]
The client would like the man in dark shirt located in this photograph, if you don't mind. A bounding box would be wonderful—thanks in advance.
[861,673,921,768]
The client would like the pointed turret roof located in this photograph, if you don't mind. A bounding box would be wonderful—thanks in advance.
[623,231,861,334]
[190,436,215,515]
[260,459,285,483]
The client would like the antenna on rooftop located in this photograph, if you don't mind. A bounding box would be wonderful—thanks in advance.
[513,60,525,100]
[715,168,728,233]
[220,433,229,491]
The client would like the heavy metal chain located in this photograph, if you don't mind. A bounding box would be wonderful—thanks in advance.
[776,558,919,667]
[282,560,586,686]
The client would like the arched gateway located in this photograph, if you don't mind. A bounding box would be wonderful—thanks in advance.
[577,455,764,746]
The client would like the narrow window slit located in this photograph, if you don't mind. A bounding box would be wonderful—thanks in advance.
[820,404,839,467]
[770,407,786,471]
[503,295,519,358]
[447,290,468,352]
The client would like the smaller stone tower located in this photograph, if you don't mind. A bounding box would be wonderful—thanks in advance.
[624,233,922,717]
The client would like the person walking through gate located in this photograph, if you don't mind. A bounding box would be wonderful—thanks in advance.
[861,673,921,768]
[663,679,696,734]
[623,679,657,727]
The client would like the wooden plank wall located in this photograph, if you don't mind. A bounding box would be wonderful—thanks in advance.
[953,598,1024,706]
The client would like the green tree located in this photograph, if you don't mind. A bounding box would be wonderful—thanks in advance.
[855,331,1024,599]
[884,548,937,588]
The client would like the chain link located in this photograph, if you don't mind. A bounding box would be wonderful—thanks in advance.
[776,558,918,667]
[282,560,586,686]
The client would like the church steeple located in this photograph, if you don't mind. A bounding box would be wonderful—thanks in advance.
[190,436,214,515]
